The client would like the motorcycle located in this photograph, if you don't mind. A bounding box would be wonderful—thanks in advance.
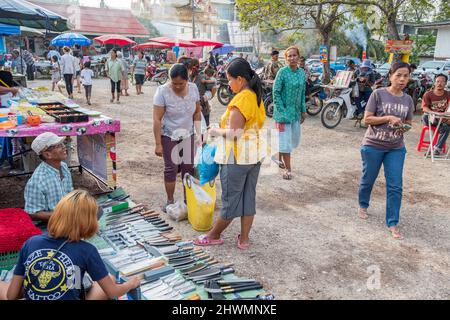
[320,81,366,129]
[145,61,168,85]
[305,73,326,116]
[262,80,274,117]
[216,68,234,106]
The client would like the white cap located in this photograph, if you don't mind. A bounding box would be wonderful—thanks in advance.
[31,132,65,155]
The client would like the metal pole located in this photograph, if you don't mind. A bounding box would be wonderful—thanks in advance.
[192,0,195,39]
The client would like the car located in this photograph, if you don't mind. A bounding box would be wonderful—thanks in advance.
[312,56,361,75]
[415,60,450,78]
[375,62,391,77]
[330,57,361,74]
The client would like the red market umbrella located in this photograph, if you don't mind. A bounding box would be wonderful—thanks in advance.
[132,41,170,50]
[188,39,223,47]
[93,34,136,46]
[149,37,198,48]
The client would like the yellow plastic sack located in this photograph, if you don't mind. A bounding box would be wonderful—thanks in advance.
[184,174,216,232]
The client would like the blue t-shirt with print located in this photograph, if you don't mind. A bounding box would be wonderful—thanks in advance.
[14,233,108,300]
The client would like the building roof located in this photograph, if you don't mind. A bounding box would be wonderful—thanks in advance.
[415,20,450,29]
[30,1,149,37]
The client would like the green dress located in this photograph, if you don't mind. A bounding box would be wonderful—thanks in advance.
[273,66,306,123]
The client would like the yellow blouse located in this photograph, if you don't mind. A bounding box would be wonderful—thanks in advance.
[214,89,267,164]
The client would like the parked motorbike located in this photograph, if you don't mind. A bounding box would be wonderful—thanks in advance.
[217,71,234,106]
[262,80,274,117]
[306,73,326,116]
[321,82,366,129]
[145,61,168,85]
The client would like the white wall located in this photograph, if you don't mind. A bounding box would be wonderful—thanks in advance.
[435,27,450,59]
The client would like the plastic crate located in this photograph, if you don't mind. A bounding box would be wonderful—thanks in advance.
[0,251,19,271]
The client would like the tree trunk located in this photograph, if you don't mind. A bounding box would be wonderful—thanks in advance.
[321,30,331,84]
[387,13,400,40]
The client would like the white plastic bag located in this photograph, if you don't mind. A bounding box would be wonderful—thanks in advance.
[166,200,188,222]
[191,180,213,205]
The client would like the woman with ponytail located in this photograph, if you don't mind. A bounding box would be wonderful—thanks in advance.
[272,46,307,180]
[193,58,266,250]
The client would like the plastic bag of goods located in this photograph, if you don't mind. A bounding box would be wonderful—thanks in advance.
[194,143,219,186]
[183,173,216,231]
[166,200,188,222]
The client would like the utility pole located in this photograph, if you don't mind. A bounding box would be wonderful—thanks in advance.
[192,0,196,39]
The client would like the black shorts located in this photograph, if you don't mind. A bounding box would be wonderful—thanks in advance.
[135,74,145,85]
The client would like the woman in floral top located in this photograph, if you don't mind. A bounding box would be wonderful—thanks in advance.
[272,46,306,180]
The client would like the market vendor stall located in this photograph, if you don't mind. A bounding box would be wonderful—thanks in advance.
[0,87,120,188]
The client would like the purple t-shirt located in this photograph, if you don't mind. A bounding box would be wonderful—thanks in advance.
[362,88,414,149]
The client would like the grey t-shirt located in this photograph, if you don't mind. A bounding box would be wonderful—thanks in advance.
[153,82,200,140]
[133,58,147,75]
[362,88,414,149]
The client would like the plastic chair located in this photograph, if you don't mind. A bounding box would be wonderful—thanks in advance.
[417,125,447,153]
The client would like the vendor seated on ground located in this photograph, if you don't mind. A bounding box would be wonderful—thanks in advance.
[24,132,73,222]
[0,190,140,300]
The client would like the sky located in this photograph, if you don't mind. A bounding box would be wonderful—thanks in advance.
[79,0,132,9]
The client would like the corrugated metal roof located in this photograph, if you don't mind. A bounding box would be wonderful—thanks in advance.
[30,1,149,37]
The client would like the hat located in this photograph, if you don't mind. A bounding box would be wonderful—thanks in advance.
[31,132,65,155]
[271,50,279,56]
[361,59,373,70]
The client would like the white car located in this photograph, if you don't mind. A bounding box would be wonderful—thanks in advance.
[415,60,450,79]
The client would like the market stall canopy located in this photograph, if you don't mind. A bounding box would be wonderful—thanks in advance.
[212,43,235,55]
[51,33,92,47]
[132,42,170,50]
[94,34,136,47]
[0,23,20,35]
[0,0,69,32]
[149,37,198,48]
[187,39,223,47]
[20,26,43,36]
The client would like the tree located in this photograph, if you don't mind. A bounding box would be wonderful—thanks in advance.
[436,0,450,20]
[236,0,349,83]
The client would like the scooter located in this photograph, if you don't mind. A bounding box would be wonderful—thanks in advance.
[145,61,168,85]
[262,80,274,117]
[320,81,366,129]
[217,70,234,106]
[306,73,326,116]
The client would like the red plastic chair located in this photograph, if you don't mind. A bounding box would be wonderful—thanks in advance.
[417,125,447,152]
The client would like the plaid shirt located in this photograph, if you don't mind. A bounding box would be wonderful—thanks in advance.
[22,50,35,66]
[24,161,73,215]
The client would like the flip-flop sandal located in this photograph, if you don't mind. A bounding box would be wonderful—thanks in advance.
[236,234,250,250]
[389,227,404,240]
[358,208,369,219]
[271,155,285,169]
[282,171,292,180]
[193,234,224,246]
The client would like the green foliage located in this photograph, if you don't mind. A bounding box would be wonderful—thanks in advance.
[137,18,161,40]
[436,0,450,20]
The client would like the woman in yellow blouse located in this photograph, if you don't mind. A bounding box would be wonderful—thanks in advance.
[193,58,266,250]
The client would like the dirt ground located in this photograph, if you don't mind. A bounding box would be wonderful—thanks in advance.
[1,78,449,300]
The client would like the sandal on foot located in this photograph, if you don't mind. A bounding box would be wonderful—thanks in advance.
[358,208,369,220]
[236,234,250,250]
[193,234,224,246]
[282,171,292,180]
[110,98,114,103]
[388,227,404,240]
[162,201,174,213]
[271,155,285,169]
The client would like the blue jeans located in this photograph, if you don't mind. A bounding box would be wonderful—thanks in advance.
[422,114,450,150]
[358,145,406,227]
[355,89,372,115]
